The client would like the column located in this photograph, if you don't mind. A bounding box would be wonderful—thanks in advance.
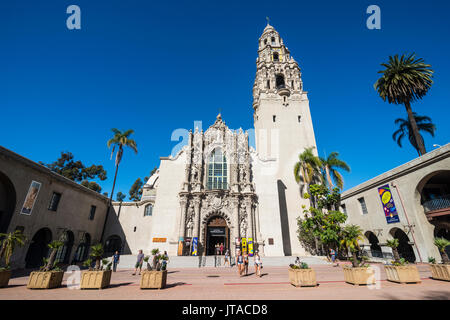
[177,197,188,256]
[231,198,240,256]
[192,196,201,256]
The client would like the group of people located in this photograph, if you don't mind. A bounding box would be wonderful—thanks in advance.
[111,249,170,275]
[214,243,225,255]
[235,250,262,277]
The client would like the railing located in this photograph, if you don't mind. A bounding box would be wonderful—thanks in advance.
[422,194,450,213]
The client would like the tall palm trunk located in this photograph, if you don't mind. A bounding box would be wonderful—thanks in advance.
[405,101,426,155]
[44,249,57,271]
[441,250,450,264]
[392,247,401,262]
[100,161,120,242]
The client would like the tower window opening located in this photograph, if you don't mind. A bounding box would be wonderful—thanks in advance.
[276,74,285,89]
[298,115,301,123]
[291,80,294,88]
[273,115,276,122]
[271,37,275,45]
[266,80,270,89]
[264,39,267,45]
[273,52,279,62]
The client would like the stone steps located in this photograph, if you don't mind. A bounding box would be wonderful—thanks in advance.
[107,255,330,269]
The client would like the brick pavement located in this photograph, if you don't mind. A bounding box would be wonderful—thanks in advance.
[0,263,448,300]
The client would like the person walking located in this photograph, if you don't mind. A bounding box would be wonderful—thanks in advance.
[254,251,262,277]
[243,251,249,276]
[132,249,145,275]
[224,249,230,267]
[220,243,224,255]
[161,251,169,270]
[112,250,120,272]
[330,248,338,267]
[236,250,244,276]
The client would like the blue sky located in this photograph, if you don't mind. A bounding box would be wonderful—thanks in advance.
[1,0,449,199]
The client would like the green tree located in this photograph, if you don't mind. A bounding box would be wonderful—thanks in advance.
[116,191,126,202]
[374,53,434,156]
[129,178,143,201]
[386,239,401,263]
[434,237,450,264]
[40,151,107,192]
[339,224,364,268]
[0,230,26,269]
[319,152,350,191]
[392,113,436,156]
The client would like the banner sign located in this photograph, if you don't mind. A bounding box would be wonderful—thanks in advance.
[152,238,167,242]
[248,238,254,257]
[241,238,247,254]
[20,181,41,215]
[378,184,400,224]
[191,237,198,256]
[177,237,184,256]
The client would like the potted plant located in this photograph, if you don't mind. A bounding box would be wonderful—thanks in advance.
[288,260,317,287]
[27,240,65,289]
[384,239,421,284]
[80,243,112,289]
[429,237,450,281]
[0,230,26,288]
[340,225,375,285]
[140,248,167,289]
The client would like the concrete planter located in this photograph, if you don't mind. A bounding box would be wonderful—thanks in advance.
[80,270,112,289]
[288,268,317,287]
[27,271,64,289]
[385,265,421,284]
[0,270,12,288]
[140,270,167,289]
[343,266,375,285]
[429,264,450,281]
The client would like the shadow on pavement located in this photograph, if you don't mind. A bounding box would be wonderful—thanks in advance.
[107,282,134,288]
[165,282,187,288]
[421,291,450,300]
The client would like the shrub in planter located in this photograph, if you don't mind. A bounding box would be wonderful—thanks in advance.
[384,240,420,284]
[340,225,375,285]
[80,243,112,289]
[288,261,317,287]
[27,240,65,289]
[429,238,450,281]
[0,230,26,288]
[140,248,168,289]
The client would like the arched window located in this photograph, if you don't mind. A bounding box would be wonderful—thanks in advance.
[276,74,285,89]
[144,204,153,216]
[271,37,276,45]
[207,148,228,190]
[273,52,279,62]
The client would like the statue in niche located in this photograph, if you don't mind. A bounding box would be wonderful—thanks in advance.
[240,218,247,237]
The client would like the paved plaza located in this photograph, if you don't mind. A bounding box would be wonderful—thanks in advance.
[0,263,449,300]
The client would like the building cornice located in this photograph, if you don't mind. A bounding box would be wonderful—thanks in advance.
[341,144,450,200]
[0,145,109,203]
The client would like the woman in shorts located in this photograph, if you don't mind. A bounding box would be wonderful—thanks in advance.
[254,251,262,277]
[236,250,244,276]
[243,251,249,276]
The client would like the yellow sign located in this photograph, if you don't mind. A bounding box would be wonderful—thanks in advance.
[242,238,247,254]
[152,238,167,243]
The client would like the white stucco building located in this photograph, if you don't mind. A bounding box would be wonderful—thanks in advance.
[103,24,318,257]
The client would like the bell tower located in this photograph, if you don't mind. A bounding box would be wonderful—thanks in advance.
[252,22,318,256]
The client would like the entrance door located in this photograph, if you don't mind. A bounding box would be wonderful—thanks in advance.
[206,216,229,255]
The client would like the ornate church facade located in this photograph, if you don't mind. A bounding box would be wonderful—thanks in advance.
[104,23,318,257]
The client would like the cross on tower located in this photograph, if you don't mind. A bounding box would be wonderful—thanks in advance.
[266,16,270,25]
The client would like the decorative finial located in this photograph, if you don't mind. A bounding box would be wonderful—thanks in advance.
[266,16,270,25]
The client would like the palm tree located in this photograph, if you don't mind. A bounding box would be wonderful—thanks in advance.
[294,147,322,192]
[0,230,26,269]
[43,240,64,271]
[90,243,104,270]
[392,113,436,156]
[374,53,434,156]
[386,239,401,263]
[101,129,138,241]
[434,237,450,264]
[339,224,363,267]
[319,152,350,190]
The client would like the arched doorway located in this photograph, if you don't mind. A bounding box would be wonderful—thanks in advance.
[0,171,16,233]
[55,230,75,264]
[73,233,91,263]
[365,231,382,258]
[25,228,52,268]
[391,228,416,263]
[104,235,122,256]
[205,216,229,255]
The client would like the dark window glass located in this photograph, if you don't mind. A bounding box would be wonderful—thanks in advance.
[89,205,96,220]
[48,192,62,211]
[144,204,153,216]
